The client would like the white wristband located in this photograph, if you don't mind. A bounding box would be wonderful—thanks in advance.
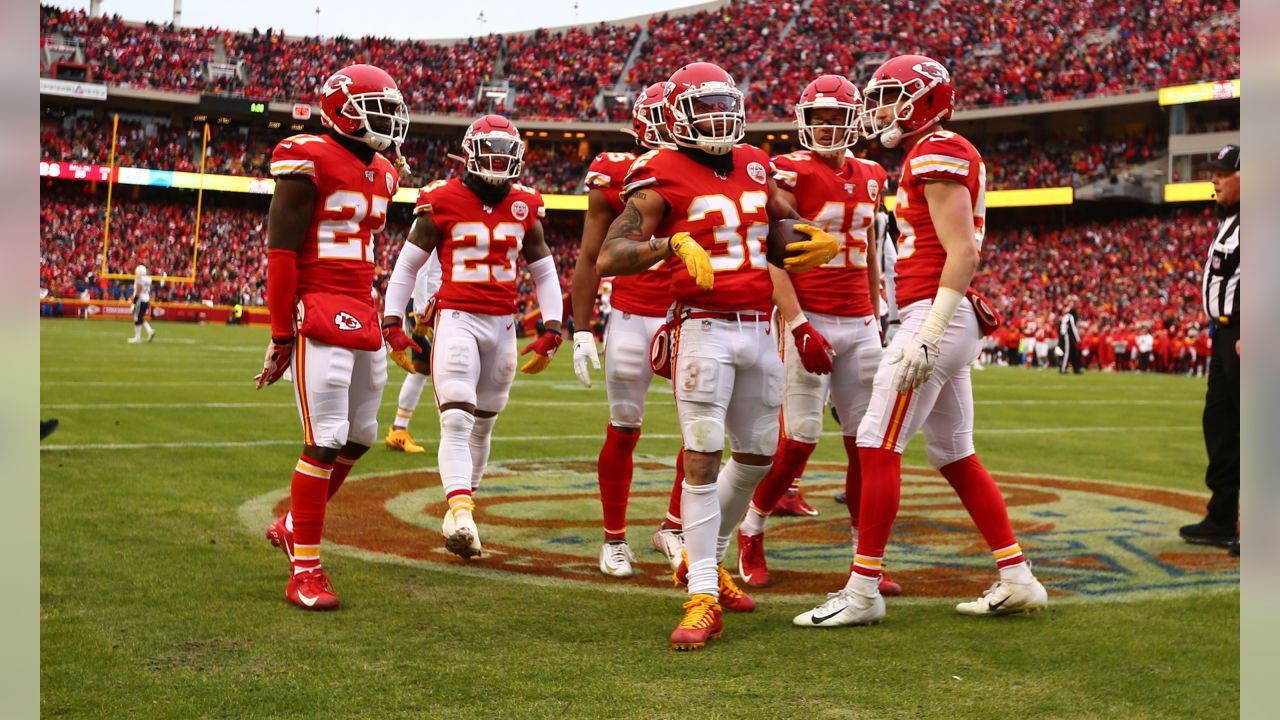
[921,287,964,341]
[785,311,809,333]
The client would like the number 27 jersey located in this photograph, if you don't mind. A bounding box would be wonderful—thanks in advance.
[415,178,546,316]
[269,133,400,301]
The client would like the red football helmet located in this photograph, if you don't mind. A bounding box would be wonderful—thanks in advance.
[318,64,409,153]
[632,82,675,150]
[664,62,744,156]
[859,54,955,148]
[795,74,862,153]
[462,114,525,185]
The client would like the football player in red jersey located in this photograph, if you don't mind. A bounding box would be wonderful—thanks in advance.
[734,75,902,596]
[382,114,564,560]
[794,55,1048,628]
[255,63,409,611]
[570,83,688,577]
[597,62,838,649]
[384,252,442,454]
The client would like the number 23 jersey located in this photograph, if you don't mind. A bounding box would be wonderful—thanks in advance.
[415,178,546,316]
[269,133,400,302]
[623,145,774,313]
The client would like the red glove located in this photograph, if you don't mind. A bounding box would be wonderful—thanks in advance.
[383,322,423,374]
[520,329,563,374]
[254,337,294,389]
[792,321,834,375]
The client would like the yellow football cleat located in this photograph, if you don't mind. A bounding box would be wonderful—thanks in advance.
[670,594,723,650]
[385,428,425,453]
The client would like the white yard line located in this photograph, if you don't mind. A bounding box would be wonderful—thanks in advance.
[40,425,1199,451]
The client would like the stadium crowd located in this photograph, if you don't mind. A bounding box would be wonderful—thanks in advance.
[41,0,1239,120]
[41,185,1216,373]
[973,208,1216,374]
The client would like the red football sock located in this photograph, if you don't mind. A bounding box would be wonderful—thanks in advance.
[327,454,358,500]
[787,453,812,493]
[290,455,334,571]
[751,438,816,514]
[850,447,901,580]
[664,447,685,530]
[842,434,862,527]
[598,425,640,541]
[939,454,1023,566]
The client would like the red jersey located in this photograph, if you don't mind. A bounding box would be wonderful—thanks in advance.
[891,129,987,307]
[269,133,400,302]
[584,151,672,317]
[772,150,887,317]
[623,146,774,313]
[414,178,545,316]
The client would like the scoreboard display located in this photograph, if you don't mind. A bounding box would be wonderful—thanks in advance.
[198,94,270,116]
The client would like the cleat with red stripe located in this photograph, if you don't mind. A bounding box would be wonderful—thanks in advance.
[265,514,294,563]
[736,530,769,587]
[673,552,755,612]
[773,489,819,517]
[670,594,723,650]
[286,568,340,611]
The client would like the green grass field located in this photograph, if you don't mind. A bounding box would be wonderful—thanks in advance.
[41,320,1238,719]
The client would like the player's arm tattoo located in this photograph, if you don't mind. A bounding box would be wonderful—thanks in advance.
[598,191,669,277]
[407,211,442,255]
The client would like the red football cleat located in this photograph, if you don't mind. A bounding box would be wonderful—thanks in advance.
[673,552,756,612]
[670,594,723,650]
[773,489,819,517]
[265,514,294,562]
[879,572,903,596]
[737,530,770,587]
[285,568,340,611]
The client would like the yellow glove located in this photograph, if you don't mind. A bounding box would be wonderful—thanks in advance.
[784,224,840,273]
[669,232,714,291]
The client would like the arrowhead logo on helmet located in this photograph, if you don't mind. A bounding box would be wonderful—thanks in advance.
[859,54,955,149]
[318,64,409,154]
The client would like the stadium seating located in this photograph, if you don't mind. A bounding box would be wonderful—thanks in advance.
[40,1,1239,120]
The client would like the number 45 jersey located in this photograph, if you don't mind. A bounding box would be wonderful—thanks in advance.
[414,178,546,316]
[772,150,887,317]
[623,145,775,313]
[269,133,400,301]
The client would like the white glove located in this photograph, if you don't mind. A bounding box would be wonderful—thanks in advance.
[572,331,600,388]
[888,330,941,394]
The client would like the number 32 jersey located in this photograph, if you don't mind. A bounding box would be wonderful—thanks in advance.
[269,133,400,302]
[623,145,774,313]
[414,178,546,316]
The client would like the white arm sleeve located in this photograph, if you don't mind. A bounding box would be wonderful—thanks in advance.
[528,255,563,325]
[385,241,431,321]
[411,250,442,308]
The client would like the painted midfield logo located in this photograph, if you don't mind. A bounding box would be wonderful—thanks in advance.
[244,460,1239,602]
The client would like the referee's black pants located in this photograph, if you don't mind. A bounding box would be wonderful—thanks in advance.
[1202,322,1240,529]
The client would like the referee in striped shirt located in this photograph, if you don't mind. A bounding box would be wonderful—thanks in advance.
[1180,144,1240,554]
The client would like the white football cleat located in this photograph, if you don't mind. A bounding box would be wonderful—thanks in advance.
[793,587,885,628]
[599,541,636,578]
[651,528,684,570]
[955,578,1048,616]
[441,506,482,559]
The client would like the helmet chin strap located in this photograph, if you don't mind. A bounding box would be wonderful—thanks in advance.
[881,118,938,149]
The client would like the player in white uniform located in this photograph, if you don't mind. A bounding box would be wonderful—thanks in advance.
[385,251,443,453]
[127,264,155,343]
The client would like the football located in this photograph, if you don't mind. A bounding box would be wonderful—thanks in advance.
[766,218,809,267]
